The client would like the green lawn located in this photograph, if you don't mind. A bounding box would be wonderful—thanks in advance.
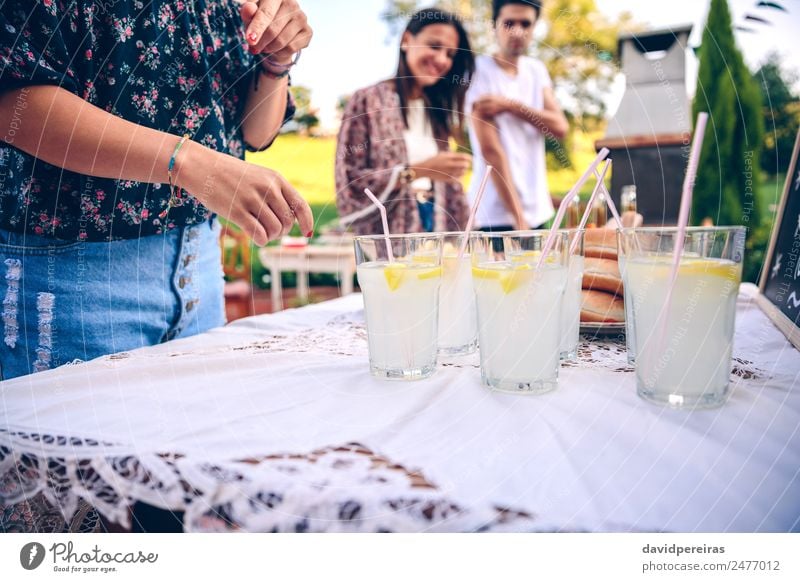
[247,133,336,206]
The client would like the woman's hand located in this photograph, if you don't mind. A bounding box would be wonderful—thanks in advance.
[412,152,472,184]
[240,0,313,62]
[176,142,314,246]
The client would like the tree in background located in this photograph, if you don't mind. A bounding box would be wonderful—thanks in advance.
[288,85,320,135]
[692,0,764,282]
[755,52,800,177]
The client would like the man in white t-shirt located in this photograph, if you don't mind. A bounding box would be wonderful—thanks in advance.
[467,0,568,231]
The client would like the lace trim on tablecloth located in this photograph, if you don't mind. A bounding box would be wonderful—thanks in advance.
[91,310,768,382]
[0,429,544,533]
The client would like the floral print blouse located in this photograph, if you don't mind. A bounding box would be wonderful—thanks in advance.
[0,0,293,241]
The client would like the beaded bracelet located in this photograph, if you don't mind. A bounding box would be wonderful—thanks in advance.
[159,134,190,220]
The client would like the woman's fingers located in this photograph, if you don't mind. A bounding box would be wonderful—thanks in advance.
[239,1,258,27]
[233,210,269,247]
[248,192,284,241]
[271,29,312,62]
[262,186,296,237]
[245,0,283,46]
[281,181,314,237]
[261,11,310,56]
[250,1,296,55]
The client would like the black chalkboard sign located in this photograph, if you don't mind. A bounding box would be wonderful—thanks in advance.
[759,129,800,350]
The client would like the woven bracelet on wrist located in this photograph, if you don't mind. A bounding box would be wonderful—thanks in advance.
[159,134,190,220]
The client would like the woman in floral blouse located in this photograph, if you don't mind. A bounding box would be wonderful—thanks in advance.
[0,0,313,380]
[335,8,474,236]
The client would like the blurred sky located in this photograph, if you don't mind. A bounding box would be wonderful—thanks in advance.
[290,0,800,130]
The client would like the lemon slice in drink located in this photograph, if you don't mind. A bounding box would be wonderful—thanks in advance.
[383,263,408,291]
[472,266,501,281]
[510,250,540,263]
[500,263,534,293]
[473,264,533,294]
[680,258,741,282]
[417,266,443,280]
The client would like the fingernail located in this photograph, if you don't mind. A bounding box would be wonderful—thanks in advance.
[248,32,258,42]
[305,231,313,238]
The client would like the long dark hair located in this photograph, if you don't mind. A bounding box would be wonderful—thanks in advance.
[394,8,475,141]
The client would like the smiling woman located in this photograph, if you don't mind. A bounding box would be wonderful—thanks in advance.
[335,8,475,236]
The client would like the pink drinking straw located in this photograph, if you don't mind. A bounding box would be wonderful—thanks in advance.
[364,188,394,263]
[457,165,493,260]
[569,159,612,255]
[654,112,709,349]
[538,147,610,269]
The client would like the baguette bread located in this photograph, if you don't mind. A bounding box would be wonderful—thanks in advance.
[582,257,623,296]
[583,228,618,260]
[580,290,625,323]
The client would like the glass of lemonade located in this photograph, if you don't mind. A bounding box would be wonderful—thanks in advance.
[438,232,478,355]
[618,227,745,408]
[355,234,444,380]
[560,229,585,361]
[618,253,636,365]
[470,231,569,394]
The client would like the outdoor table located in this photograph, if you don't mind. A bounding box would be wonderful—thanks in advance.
[1,284,798,533]
[257,244,356,311]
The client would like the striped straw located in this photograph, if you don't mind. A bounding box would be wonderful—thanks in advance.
[364,188,394,263]
[457,166,493,260]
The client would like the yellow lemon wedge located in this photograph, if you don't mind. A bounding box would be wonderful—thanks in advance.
[472,266,501,281]
[383,263,408,291]
[500,263,534,294]
[510,250,541,263]
[680,259,741,282]
[510,250,558,265]
[417,266,443,280]
[473,264,534,294]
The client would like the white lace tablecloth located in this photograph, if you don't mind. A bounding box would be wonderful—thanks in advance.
[1,283,798,532]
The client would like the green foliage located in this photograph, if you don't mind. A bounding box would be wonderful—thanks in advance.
[692,0,765,282]
[755,52,800,176]
[289,85,320,133]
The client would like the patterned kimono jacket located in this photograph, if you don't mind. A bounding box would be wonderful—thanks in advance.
[335,80,469,236]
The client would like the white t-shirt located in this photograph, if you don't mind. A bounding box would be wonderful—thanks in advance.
[403,99,438,192]
[466,55,555,228]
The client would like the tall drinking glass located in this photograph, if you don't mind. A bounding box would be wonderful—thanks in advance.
[438,233,479,355]
[618,252,636,365]
[560,229,586,361]
[355,234,444,380]
[471,231,569,394]
[618,227,745,408]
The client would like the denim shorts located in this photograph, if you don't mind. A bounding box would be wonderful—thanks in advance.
[0,220,226,381]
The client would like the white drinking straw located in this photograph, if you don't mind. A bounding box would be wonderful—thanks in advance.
[457,165,493,260]
[364,187,394,263]
[538,148,610,268]
[569,160,612,255]
[655,112,709,347]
